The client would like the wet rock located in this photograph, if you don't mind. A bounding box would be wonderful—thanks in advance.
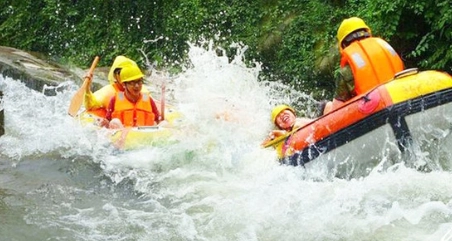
[0,45,106,96]
[0,46,81,95]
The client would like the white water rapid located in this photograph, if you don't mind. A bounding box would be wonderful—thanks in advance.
[0,42,452,241]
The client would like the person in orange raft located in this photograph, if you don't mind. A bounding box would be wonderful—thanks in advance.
[84,56,150,118]
[323,17,404,114]
[262,104,312,146]
[102,64,160,128]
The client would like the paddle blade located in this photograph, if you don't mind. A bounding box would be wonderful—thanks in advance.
[68,80,88,117]
[68,56,100,117]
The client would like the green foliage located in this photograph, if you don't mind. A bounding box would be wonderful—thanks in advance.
[255,0,344,98]
[350,0,452,70]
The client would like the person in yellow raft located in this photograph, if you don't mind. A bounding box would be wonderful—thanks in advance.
[84,56,150,118]
[262,104,312,156]
[323,17,404,114]
[103,63,160,128]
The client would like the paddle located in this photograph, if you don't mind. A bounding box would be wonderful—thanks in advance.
[68,56,100,117]
[160,84,165,121]
[261,126,302,148]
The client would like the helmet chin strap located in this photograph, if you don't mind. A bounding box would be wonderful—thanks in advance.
[123,84,140,103]
[280,122,295,132]
[289,123,295,131]
[115,72,125,91]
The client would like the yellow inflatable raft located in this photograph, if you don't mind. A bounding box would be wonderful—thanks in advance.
[78,103,183,150]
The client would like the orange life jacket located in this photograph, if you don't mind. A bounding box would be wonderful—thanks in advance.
[340,37,404,95]
[111,92,155,127]
[86,83,149,118]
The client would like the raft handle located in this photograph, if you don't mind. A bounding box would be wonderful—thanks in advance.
[394,68,419,79]
[137,126,160,130]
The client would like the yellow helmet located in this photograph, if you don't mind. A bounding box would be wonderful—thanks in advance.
[337,17,371,50]
[271,104,295,124]
[108,56,139,84]
[119,64,144,83]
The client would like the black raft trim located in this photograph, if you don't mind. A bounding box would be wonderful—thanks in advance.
[284,87,452,166]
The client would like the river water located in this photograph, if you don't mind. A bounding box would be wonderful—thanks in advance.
[1,43,452,241]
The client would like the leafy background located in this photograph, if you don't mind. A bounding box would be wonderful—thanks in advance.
[1,0,451,99]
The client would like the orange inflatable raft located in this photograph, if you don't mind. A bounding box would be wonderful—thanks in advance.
[273,69,452,177]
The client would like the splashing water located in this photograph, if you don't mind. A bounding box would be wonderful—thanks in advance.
[0,43,452,241]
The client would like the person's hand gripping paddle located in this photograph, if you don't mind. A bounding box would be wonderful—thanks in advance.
[68,56,100,117]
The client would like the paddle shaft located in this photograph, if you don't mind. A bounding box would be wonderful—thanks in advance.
[262,127,300,148]
[68,56,100,117]
[160,84,165,121]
